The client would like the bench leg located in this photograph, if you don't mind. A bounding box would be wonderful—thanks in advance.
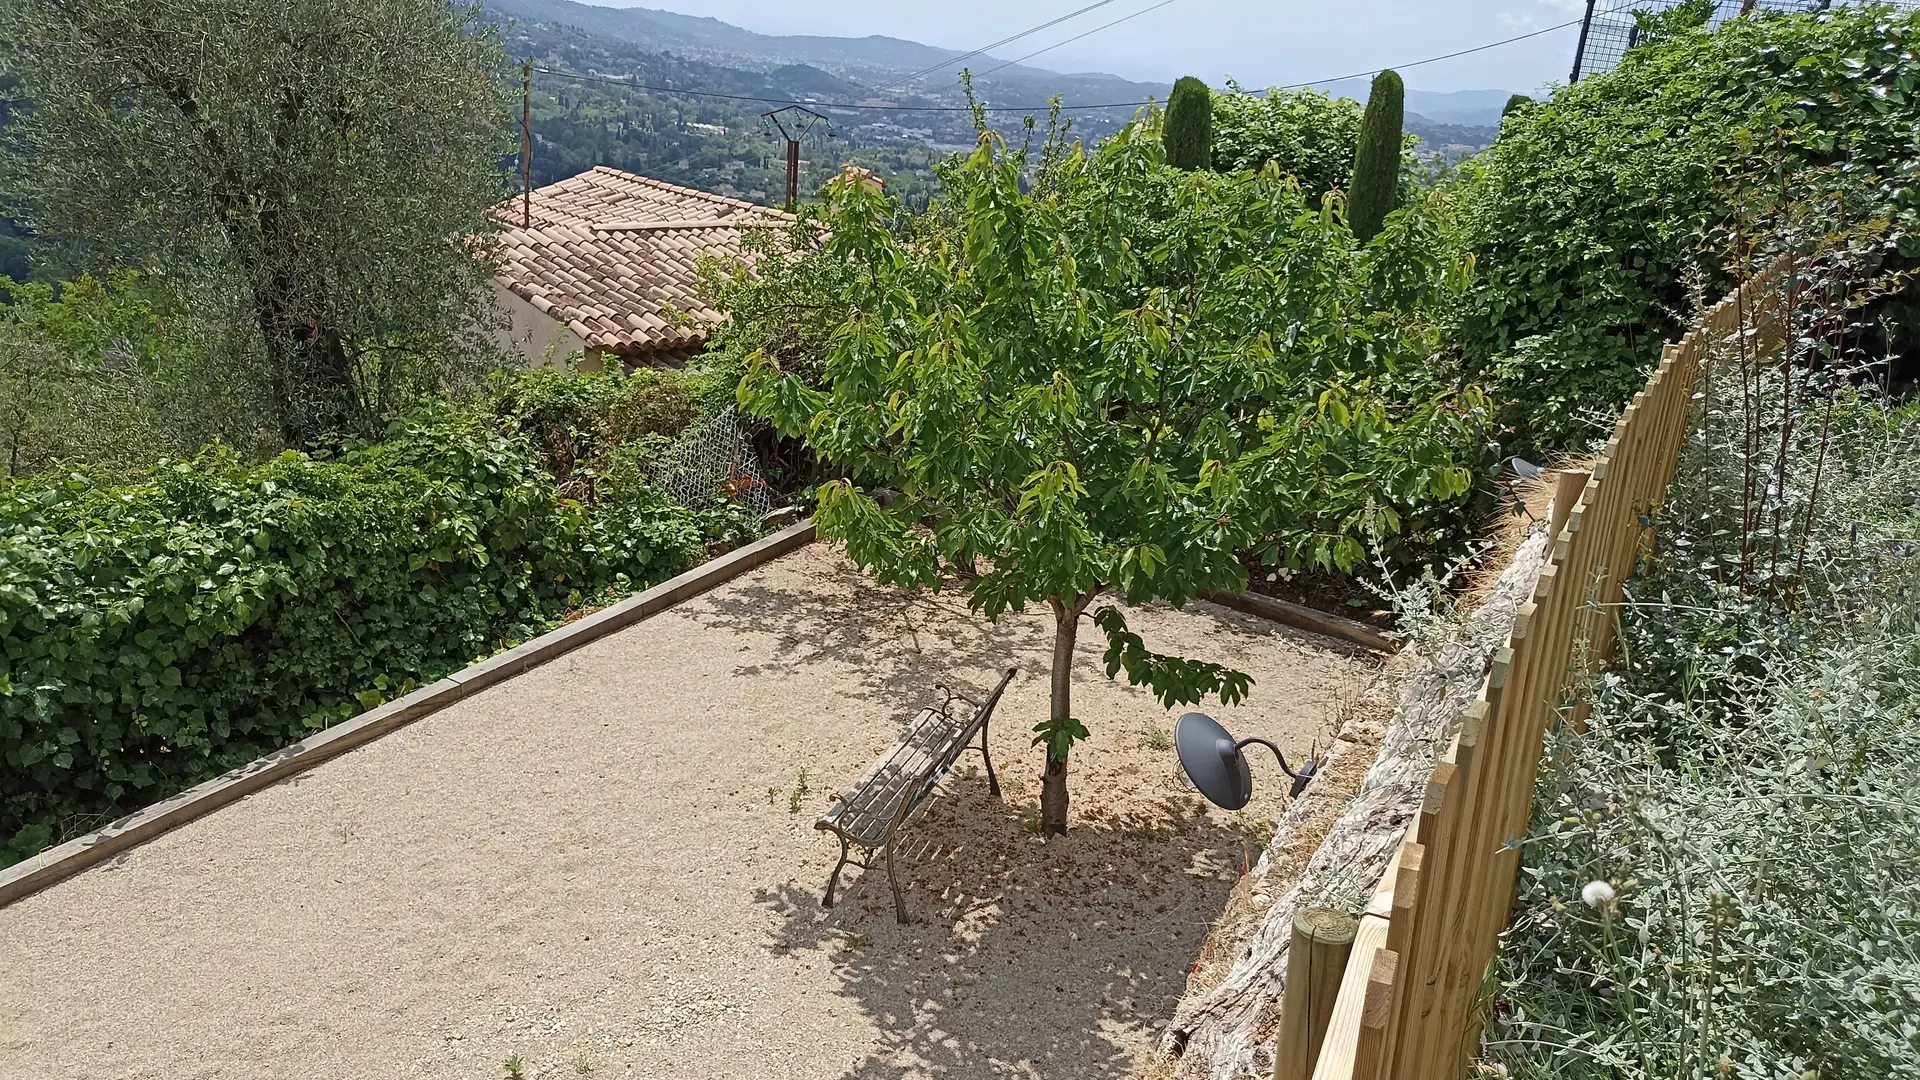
[887,840,908,924]
[979,719,1002,799]
[823,836,852,909]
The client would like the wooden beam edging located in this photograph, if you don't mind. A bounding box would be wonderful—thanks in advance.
[0,519,818,910]
[1203,591,1400,654]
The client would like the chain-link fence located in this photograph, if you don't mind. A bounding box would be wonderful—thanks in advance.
[650,404,776,516]
[1570,0,1919,81]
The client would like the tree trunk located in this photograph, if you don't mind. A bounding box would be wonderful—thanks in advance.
[257,290,358,448]
[243,208,359,448]
[1041,596,1079,837]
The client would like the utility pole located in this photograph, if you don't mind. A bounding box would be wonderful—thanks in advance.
[522,58,533,229]
[1569,0,1598,84]
[760,104,827,211]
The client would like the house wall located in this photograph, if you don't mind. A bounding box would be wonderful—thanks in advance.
[487,282,594,369]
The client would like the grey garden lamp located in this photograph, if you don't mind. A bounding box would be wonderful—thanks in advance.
[1174,711,1315,810]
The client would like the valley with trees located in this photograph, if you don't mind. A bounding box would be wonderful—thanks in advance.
[1,1,1918,1078]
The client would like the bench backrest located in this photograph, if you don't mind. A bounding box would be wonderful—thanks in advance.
[885,667,1018,835]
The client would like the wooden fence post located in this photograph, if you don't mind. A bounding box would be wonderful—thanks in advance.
[1275,908,1362,1080]
[1549,469,1589,541]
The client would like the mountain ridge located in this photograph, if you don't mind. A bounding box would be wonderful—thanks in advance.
[483,0,1168,103]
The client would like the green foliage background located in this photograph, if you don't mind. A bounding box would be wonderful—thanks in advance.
[0,368,752,865]
[1454,5,1920,452]
[0,272,272,480]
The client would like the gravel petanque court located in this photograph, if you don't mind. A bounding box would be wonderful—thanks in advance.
[0,544,1373,1080]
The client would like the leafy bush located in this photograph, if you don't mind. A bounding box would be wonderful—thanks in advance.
[1453,5,1920,453]
[1208,83,1420,204]
[1486,247,1920,1077]
[482,365,701,499]
[1211,84,1362,193]
[1490,395,1920,1079]
[0,378,748,865]
[0,271,273,479]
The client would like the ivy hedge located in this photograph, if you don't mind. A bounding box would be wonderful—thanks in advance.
[0,377,746,865]
[1453,5,1920,453]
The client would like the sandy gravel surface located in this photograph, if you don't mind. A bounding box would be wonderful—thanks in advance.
[0,545,1373,1080]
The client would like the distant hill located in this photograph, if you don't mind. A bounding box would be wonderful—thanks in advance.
[1316,81,1517,127]
[483,0,1170,114]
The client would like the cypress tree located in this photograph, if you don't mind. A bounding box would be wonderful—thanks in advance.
[1346,68,1404,243]
[1163,75,1213,170]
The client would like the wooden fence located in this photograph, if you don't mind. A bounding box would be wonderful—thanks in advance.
[1300,260,1790,1080]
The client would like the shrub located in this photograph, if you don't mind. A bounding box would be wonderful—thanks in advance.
[483,365,701,498]
[0,393,739,865]
[1347,69,1404,243]
[1453,5,1920,454]
[1210,84,1365,197]
[1489,388,1920,1079]
[0,271,273,479]
[1486,243,1920,1078]
[1163,75,1214,170]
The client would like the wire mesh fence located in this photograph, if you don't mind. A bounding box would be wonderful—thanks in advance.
[1571,0,1919,81]
[651,404,776,516]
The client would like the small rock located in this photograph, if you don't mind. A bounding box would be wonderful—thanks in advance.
[762,505,805,528]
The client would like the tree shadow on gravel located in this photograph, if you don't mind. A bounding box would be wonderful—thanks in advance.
[697,548,1331,1078]
[689,555,1041,726]
[753,778,1267,1080]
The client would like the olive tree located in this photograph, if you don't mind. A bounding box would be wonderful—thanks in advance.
[0,0,513,446]
[738,122,1485,834]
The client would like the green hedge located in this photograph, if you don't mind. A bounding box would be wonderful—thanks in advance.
[0,405,725,864]
[1453,5,1920,454]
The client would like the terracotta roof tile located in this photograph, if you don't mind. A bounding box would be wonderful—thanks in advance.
[491,166,792,360]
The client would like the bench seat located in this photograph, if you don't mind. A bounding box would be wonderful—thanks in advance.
[815,668,1016,922]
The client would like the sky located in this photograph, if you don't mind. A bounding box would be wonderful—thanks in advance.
[594,0,1595,94]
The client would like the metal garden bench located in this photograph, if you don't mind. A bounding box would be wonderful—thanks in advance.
[815,667,1017,923]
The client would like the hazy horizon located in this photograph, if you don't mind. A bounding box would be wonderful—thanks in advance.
[578,0,1590,94]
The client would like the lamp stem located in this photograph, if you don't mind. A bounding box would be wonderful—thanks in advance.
[1235,736,1301,780]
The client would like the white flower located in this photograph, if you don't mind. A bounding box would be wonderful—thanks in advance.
[1581,880,1616,909]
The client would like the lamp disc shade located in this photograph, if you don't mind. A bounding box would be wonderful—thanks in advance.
[1175,711,1252,811]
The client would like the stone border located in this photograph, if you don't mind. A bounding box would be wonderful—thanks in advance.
[0,520,816,909]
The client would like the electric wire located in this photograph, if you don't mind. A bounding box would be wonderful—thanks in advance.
[866,0,1130,95]
[971,0,1185,79]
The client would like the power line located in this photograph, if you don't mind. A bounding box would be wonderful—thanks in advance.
[531,17,1589,116]
[868,0,1130,95]
[1273,16,1584,89]
[973,0,1185,79]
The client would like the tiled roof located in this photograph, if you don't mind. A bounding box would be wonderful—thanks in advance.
[492,167,792,361]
